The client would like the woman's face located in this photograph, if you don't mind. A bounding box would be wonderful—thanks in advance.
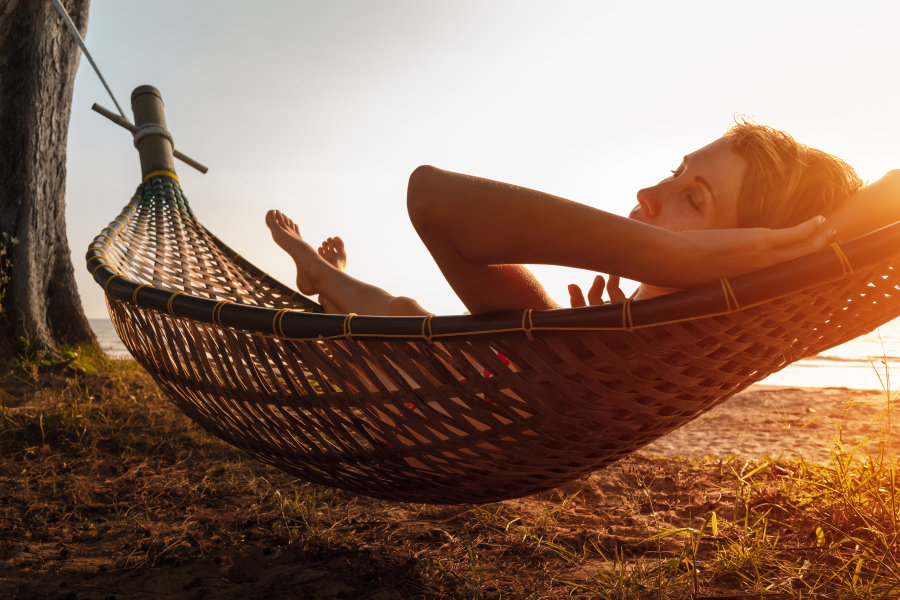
[630,137,746,232]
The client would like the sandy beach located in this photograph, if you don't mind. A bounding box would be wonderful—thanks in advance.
[646,384,899,464]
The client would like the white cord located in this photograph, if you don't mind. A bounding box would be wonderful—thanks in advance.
[51,0,130,123]
[133,123,174,149]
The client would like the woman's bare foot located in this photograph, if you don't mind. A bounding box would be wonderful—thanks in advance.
[265,210,333,295]
[318,237,347,271]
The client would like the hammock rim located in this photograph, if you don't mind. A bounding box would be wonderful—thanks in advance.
[86,176,900,343]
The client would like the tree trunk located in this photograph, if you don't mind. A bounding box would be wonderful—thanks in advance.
[0,0,95,357]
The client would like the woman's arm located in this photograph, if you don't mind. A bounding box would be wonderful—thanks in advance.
[826,170,900,242]
[566,172,900,311]
[407,166,832,313]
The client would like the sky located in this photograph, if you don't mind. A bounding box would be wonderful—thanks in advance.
[66,1,900,320]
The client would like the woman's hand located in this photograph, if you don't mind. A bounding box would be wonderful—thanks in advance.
[569,275,626,307]
[673,215,834,286]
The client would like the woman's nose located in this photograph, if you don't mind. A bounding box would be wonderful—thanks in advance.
[636,186,661,218]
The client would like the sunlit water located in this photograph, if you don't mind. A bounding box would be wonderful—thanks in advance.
[90,316,900,390]
[90,319,130,360]
[761,320,900,390]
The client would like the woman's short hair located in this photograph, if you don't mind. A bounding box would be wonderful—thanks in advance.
[724,118,863,229]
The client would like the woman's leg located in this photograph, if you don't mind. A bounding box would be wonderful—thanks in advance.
[266,210,429,316]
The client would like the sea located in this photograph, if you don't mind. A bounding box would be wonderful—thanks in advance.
[89,316,900,391]
[91,319,131,360]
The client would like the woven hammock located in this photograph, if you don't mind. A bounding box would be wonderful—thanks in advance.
[85,88,900,505]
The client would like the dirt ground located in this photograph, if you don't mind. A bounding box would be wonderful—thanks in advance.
[1,358,896,599]
[0,454,747,600]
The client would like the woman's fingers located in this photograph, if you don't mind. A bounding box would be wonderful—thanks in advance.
[587,275,606,306]
[767,215,827,249]
[678,215,836,286]
[568,284,587,308]
[572,275,617,307]
[606,275,626,303]
[773,224,836,264]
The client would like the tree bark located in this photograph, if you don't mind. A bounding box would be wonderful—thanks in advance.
[0,0,95,357]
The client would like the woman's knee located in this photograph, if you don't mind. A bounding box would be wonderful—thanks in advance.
[407,165,447,230]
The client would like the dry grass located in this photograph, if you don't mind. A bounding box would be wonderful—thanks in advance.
[1,345,899,599]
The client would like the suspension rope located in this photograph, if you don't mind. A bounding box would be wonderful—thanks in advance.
[51,0,130,123]
[53,0,209,174]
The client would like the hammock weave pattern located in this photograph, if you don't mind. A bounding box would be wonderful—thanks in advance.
[86,172,900,505]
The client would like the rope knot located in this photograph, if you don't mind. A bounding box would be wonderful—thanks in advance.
[720,278,741,311]
[91,260,109,276]
[273,308,291,337]
[133,122,174,149]
[167,291,187,317]
[621,298,635,332]
[132,283,153,306]
[103,273,122,297]
[522,309,534,341]
[212,299,233,326]
[422,313,436,344]
[831,243,854,278]
[343,313,357,341]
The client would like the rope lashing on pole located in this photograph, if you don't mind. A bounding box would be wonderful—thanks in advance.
[133,124,174,149]
[90,104,208,174]
[51,0,209,174]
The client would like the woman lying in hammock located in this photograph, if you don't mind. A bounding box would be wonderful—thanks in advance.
[265,120,897,316]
